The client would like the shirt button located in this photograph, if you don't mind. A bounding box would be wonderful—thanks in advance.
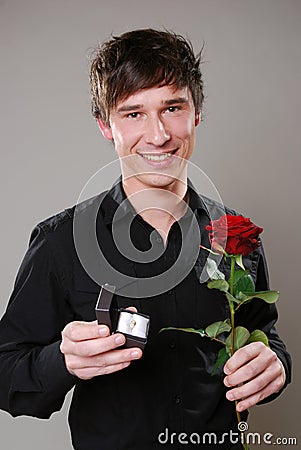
[156,236,162,244]
[169,340,176,349]
[174,395,182,405]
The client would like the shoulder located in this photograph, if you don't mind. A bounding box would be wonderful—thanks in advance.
[198,193,239,218]
[30,192,108,244]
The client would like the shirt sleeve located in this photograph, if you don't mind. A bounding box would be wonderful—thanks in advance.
[0,225,77,419]
[237,242,292,404]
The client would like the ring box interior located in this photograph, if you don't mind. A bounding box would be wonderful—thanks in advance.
[95,284,150,350]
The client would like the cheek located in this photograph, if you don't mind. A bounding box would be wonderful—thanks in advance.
[181,122,196,157]
[174,120,195,148]
[172,114,195,137]
[111,123,141,153]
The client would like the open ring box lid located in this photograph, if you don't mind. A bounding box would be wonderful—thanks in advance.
[95,284,150,350]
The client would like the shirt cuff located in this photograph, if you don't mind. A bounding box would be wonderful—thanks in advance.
[37,340,78,392]
[9,341,77,418]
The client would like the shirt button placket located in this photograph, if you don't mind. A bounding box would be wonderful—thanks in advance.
[169,340,176,350]
[174,395,182,405]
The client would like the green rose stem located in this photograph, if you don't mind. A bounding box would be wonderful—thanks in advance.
[229,257,236,354]
[228,256,248,450]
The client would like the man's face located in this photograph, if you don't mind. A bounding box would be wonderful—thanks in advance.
[98,84,200,193]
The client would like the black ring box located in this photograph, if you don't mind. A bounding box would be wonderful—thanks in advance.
[95,284,150,350]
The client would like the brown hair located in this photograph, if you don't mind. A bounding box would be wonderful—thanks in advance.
[90,28,204,124]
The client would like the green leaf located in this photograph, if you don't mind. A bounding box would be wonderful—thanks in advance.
[212,347,230,376]
[208,279,229,293]
[205,320,232,338]
[225,292,241,304]
[235,254,245,270]
[225,346,232,356]
[246,329,270,348]
[206,258,225,280]
[226,326,250,351]
[238,290,279,304]
[232,269,247,286]
[234,273,255,297]
[159,327,206,337]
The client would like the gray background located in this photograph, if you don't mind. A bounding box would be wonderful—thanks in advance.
[0,0,300,448]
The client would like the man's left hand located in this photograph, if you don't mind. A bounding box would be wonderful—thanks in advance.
[223,342,286,412]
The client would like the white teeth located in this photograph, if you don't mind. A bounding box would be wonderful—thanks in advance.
[140,153,172,161]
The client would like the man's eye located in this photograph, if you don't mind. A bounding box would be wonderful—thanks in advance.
[167,106,179,113]
[127,112,140,118]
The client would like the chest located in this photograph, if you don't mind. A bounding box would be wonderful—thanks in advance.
[69,211,258,338]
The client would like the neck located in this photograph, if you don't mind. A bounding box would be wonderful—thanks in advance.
[122,178,189,244]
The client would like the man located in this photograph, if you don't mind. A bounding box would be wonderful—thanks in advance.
[0,29,291,450]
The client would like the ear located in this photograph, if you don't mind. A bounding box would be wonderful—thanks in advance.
[195,111,201,127]
[97,118,113,140]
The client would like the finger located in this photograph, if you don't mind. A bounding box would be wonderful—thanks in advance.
[224,348,278,386]
[224,355,271,387]
[62,332,128,357]
[225,358,285,402]
[226,366,276,402]
[74,361,132,380]
[126,306,138,313]
[62,321,110,342]
[224,342,267,375]
[235,376,285,412]
[91,346,143,367]
[67,346,143,370]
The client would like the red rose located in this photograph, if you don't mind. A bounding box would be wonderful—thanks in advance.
[206,215,263,256]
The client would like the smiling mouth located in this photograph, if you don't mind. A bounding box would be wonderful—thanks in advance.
[138,149,178,161]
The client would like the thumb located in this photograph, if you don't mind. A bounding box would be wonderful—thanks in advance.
[126,306,138,313]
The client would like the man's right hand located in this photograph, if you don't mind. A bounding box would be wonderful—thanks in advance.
[60,320,143,380]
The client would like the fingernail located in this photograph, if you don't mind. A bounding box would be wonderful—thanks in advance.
[131,350,140,359]
[226,392,234,401]
[224,377,230,387]
[115,334,125,345]
[99,326,109,337]
[224,366,230,375]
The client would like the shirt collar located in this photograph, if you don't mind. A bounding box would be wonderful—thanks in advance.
[102,176,135,225]
[186,178,211,218]
[102,176,211,225]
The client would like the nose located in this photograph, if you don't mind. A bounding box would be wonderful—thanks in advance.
[144,115,171,146]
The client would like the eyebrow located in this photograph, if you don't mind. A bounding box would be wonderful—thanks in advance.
[162,97,189,106]
[117,104,144,113]
[116,97,189,113]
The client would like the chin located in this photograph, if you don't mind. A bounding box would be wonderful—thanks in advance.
[137,173,179,189]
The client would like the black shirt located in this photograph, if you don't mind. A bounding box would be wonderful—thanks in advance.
[0,179,291,450]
